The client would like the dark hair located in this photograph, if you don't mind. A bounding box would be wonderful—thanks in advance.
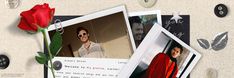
[76,27,89,38]
[166,41,183,61]
[129,16,142,28]
[173,42,183,54]
[166,41,183,78]
[167,41,183,55]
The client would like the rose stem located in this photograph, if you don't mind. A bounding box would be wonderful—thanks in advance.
[42,29,56,78]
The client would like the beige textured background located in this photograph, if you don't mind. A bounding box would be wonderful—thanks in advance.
[0,0,233,78]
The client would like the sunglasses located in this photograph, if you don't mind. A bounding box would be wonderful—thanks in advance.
[78,33,87,38]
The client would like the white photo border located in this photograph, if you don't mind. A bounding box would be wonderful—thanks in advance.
[44,5,136,78]
[118,23,201,78]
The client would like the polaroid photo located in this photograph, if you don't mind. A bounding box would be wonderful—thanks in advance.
[45,5,135,78]
[128,11,162,48]
[46,5,135,58]
[118,23,201,78]
[162,15,190,45]
[161,15,191,77]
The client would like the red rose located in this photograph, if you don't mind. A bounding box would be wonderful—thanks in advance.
[18,3,55,32]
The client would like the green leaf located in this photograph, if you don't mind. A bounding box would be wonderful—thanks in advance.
[35,52,48,64]
[37,52,47,58]
[35,56,47,64]
[50,31,62,57]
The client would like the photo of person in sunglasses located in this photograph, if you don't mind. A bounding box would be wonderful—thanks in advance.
[73,27,105,58]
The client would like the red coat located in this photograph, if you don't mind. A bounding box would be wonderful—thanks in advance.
[142,53,178,78]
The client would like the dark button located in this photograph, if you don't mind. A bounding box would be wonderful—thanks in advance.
[53,61,62,70]
[0,55,10,69]
[214,4,228,17]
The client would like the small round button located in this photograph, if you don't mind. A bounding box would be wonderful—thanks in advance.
[138,0,157,8]
[53,61,62,70]
[214,4,228,17]
[0,55,10,69]
[5,0,20,9]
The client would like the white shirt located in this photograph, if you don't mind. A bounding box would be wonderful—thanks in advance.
[74,41,104,58]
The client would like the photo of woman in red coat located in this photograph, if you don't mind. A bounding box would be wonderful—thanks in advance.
[123,26,201,78]
[141,42,183,78]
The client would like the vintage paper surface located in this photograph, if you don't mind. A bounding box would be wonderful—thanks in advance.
[0,0,234,78]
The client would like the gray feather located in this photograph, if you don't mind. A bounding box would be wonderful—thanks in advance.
[197,39,210,49]
[211,32,228,51]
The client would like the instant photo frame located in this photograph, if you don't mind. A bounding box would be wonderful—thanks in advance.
[118,23,201,78]
[44,5,135,78]
[46,6,136,58]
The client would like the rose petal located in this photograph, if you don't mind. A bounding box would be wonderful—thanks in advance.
[32,3,49,10]
[31,4,43,10]
[32,7,51,28]
[50,8,55,21]
[43,3,49,8]
[18,3,54,31]
[20,10,38,31]
[18,17,37,32]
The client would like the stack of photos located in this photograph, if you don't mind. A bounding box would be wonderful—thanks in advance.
[44,5,201,78]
